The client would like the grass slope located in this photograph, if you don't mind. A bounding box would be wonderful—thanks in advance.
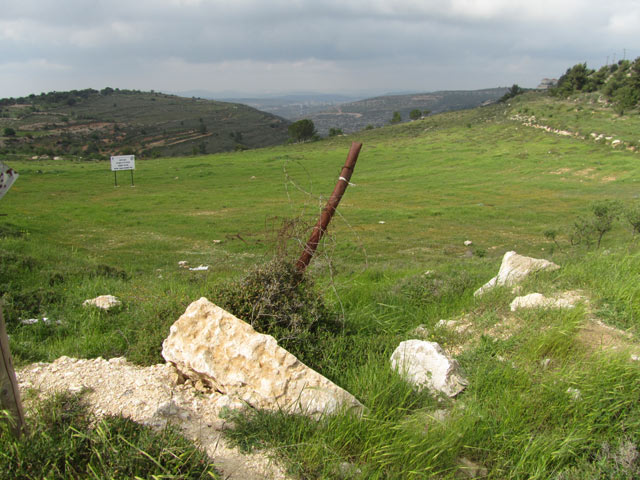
[0,89,289,158]
[2,91,640,478]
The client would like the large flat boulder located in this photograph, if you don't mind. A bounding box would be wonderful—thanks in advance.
[162,298,363,418]
[474,251,559,297]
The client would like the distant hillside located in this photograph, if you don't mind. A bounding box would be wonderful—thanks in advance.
[223,94,364,120]
[0,89,289,158]
[304,88,509,135]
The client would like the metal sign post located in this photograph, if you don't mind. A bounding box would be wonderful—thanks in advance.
[0,163,25,435]
[0,162,19,201]
[296,142,363,272]
[1,307,26,436]
[110,155,135,187]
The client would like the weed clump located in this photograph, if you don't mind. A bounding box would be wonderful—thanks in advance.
[214,258,341,369]
[88,263,129,281]
[394,269,475,306]
[0,223,28,239]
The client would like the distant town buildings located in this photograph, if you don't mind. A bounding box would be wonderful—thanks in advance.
[537,78,558,90]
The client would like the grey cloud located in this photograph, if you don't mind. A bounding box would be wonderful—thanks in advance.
[1,0,639,97]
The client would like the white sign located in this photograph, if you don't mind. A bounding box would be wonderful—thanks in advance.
[110,155,135,171]
[0,162,19,200]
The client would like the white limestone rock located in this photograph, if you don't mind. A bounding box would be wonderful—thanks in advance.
[474,251,559,297]
[162,298,363,418]
[510,292,579,311]
[83,295,121,310]
[390,340,467,397]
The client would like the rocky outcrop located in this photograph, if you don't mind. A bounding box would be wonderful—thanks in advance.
[510,292,578,311]
[474,251,559,296]
[162,298,363,418]
[390,340,467,397]
[83,295,121,310]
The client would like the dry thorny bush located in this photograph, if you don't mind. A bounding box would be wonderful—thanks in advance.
[213,217,343,370]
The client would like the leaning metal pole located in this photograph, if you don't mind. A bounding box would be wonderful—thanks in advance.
[296,141,363,272]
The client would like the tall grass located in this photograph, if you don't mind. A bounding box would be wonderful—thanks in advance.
[0,391,219,479]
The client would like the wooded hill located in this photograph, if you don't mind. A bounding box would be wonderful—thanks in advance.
[552,57,640,114]
[0,89,290,158]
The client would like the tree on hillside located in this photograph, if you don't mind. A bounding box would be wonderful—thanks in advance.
[409,109,422,120]
[553,63,594,96]
[390,111,402,124]
[499,84,525,102]
[3,127,16,137]
[288,119,316,142]
[328,127,343,137]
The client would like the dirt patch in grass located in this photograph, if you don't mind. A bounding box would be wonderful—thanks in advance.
[577,319,640,358]
[575,168,596,178]
[550,168,571,175]
[18,357,290,480]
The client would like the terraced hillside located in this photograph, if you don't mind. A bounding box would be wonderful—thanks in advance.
[0,89,289,158]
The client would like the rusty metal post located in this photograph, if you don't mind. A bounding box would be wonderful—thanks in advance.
[0,306,26,436]
[296,141,363,272]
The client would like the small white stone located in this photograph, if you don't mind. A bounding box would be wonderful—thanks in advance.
[390,340,467,397]
[188,265,209,271]
[567,387,582,400]
[83,295,121,310]
[463,240,473,246]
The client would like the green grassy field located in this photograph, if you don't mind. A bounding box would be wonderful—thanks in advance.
[2,92,640,478]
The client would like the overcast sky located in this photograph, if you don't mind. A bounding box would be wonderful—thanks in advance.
[2,0,639,98]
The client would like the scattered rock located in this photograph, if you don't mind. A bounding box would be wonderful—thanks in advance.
[411,324,430,338]
[567,387,582,401]
[20,317,54,325]
[390,340,467,397]
[540,358,551,369]
[178,260,189,268]
[188,265,209,271]
[162,298,364,418]
[83,295,121,310]
[334,461,362,479]
[509,292,577,311]
[378,220,386,224]
[212,239,222,244]
[474,251,559,296]
[457,457,488,478]
[430,409,450,423]
[464,240,473,246]
[436,319,472,334]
